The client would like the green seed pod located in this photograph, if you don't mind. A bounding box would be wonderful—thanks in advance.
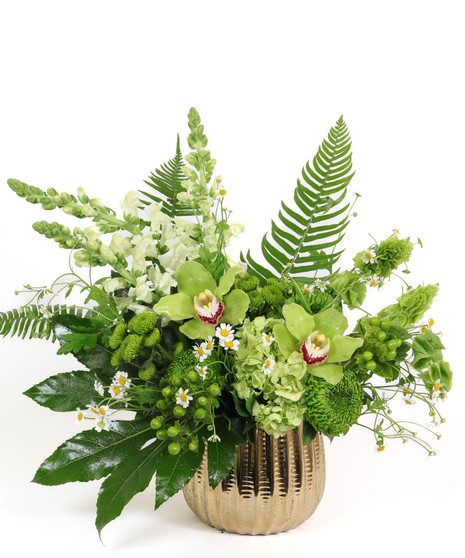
[128,312,158,334]
[173,342,184,356]
[109,322,127,349]
[122,334,143,362]
[143,328,160,347]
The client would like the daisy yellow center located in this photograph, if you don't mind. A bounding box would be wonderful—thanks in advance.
[225,340,234,348]
[428,318,435,327]
[197,347,204,356]
[370,279,376,287]
[77,412,83,421]
[118,376,126,385]
[206,341,213,350]
[265,335,271,343]
[180,393,187,402]
[99,407,106,415]
[113,386,121,395]
[220,329,230,337]
[365,252,372,260]
[198,292,213,309]
[264,360,271,369]
[377,445,385,452]
[434,382,440,391]
[219,188,226,196]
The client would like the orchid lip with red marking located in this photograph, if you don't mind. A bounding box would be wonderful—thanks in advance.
[194,289,224,326]
[300,331,330,366]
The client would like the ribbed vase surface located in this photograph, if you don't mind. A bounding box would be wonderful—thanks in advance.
[183,426,325,535]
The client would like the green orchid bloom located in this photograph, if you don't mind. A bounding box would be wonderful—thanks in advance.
[153,261,249,339]
[273,303,363,385]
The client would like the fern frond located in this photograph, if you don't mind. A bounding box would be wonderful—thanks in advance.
[0,305,86,341]
[242,116,355,282]
[139,135,195,218]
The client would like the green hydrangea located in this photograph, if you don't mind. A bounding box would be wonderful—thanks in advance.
[234,317,308,436]
[329,271,367,310]
[378,284,439,327]
[305,369,363,436]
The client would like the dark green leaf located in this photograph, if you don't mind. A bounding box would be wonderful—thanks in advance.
[56,332,99,355]
[207,417,246,489]
[302,421,317,445]
[33,419,154,486]
[155,446,204,510]
[96,439,165,535]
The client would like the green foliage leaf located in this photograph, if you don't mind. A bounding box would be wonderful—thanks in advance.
[33,419,154,486]
[139,136,195,217]
[96,439,164,535]
[302,421,317,445]
[207,418,246,489]
[56,332,99,355]
[412,329,444,370]
[243,116,354,280]
[23,370,112,412]
[154,445,204,510]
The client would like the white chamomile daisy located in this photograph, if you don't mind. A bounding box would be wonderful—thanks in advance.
[208,434,221,442]
[193,343,208,362]
[196,364,208,380]
[203,336,215,352]
[402,395,416,405]
[219,338,239,351]
[176,387,193,408]
[363,250,376,264]
[314,279,326,290]
[262,356,276,375]
[94,380,105,396]
[431,379,444,400]
[87,405,111,432]
[112,371,131,389]
[369,275,382,288]
[215,323,234,342]
[262,332,274,347]
[303,284,313,295]
[218,188,226,198]
[74,407,86,426]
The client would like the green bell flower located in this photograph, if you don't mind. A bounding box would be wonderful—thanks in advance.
[273,303,363,385]
[153,261,249,339]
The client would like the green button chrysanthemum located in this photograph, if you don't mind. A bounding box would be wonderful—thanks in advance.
[304,369,363,437]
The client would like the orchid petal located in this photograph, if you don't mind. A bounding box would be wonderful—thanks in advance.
[313,308,348,338]
[326,335,364,363]
[282,303,315,343]
[175,261,216,299]
[153,293,196,321]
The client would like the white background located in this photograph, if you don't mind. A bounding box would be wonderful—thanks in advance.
[0,1,464,556]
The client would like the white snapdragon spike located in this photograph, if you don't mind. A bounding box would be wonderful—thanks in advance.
[128,274,154,304]
[131,236,158,274]
[176,388,193,409]
[148,265,177,295]
[301,331,330,365]
[262,356,276,375]
[145,201,166,233]
[219,338,240,351]
[363,250,376,264]
[110,233,132,258]
[229,219,245,237]
[74,408,86,426]
[193,343,208,362]
[94,380,105,397]
[225,249,246,269]
[215,323,234,342]
[194,290,224,326]
[104,277,128,294]
[196,365,208,380]
[262,332,274,347]
[120,190,141,218]
[208,434,221,442]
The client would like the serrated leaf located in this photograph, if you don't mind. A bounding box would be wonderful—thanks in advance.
[96,439,164,535]
[32,419,153,486]
[154,446,204,510]
[207,417,246,489]
[56,332,99,355]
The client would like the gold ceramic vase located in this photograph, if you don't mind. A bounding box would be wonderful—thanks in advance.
[183,425,325,535]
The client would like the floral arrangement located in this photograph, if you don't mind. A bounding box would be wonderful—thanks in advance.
[1,109,452,535]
